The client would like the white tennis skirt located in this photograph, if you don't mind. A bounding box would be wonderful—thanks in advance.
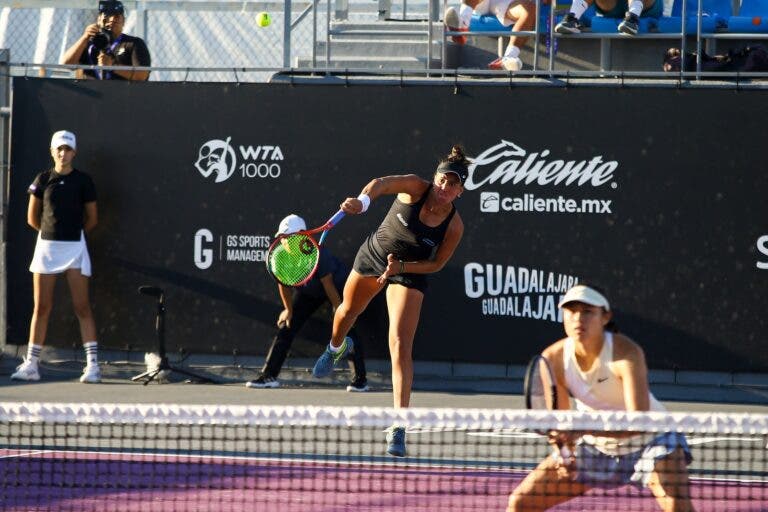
[29,231,92,277]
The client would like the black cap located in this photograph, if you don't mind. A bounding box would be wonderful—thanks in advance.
[436,160,468,185]
[98,0,125,15]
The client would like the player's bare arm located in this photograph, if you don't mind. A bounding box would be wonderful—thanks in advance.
[613,334,651,411]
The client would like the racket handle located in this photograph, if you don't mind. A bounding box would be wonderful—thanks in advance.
[327,209,346,227]
[319,210,345,246]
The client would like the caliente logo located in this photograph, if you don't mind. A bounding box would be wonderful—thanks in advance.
[464,140,619,191]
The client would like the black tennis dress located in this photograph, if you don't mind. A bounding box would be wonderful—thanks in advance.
[353,190,456,293]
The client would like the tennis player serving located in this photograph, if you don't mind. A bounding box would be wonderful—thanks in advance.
[312,144,469,457]
[508,284,695,512]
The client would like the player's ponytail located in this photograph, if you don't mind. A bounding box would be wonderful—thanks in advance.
[445,144,471,167]
[435,144,471,186]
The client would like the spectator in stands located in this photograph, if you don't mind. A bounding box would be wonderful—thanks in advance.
[444,0,541,70]
[61,0,151,81]
[12,130,102,384]
[311,145,468,458]
[555,0,662,35]
[247,214,369,392]
[507,284,695,512]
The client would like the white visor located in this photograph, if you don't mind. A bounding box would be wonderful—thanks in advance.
[558,285,610,310]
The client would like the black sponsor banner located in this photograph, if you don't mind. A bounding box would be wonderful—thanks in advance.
[7,79,768,371]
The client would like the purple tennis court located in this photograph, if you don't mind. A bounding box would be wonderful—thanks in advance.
[1,444,766,512]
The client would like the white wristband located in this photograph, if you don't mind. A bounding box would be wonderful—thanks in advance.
[357,193,371,213]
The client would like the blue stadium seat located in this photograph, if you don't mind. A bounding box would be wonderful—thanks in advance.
[727,0,768,32]
[655,0,730,33]
[561,9,661,33]
[468,9,553,33]
[468,5,660,35]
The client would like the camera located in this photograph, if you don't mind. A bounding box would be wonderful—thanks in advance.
[89,28,114,52]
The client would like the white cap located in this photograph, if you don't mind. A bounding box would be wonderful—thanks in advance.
[275,214,306,236]
[558,285,610,311]
[50,130,77,150]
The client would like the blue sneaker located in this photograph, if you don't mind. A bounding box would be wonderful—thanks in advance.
[386,426,406,457]
[312,337,353,378]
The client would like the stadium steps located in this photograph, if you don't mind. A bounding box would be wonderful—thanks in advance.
[295,20,445,70]
[295,55,440,70]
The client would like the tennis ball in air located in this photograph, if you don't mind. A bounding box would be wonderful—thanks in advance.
[256,12,271,27]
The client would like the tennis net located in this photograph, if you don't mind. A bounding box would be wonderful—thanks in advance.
[1,402,766,511]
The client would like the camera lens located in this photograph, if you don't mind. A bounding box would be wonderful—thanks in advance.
[89,28,113,51]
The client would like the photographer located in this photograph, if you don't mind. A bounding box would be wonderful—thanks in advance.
[61,0,151,81]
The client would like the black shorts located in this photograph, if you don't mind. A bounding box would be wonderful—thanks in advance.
[352,235,428,293]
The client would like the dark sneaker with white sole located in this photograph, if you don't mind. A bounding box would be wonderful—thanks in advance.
[346,378,370,392]
[246,375,280,388]
[555,13,582,34]
[618,12,639,35]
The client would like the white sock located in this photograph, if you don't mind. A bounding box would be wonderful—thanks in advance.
[26,344,42,365]
[328,341,342,353]
[504,45,520,59]
[569,0,590,18]
[628,0,643,15]
[83,341,98,366]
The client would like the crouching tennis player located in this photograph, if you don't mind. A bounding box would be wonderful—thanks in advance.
[508,284,695,512]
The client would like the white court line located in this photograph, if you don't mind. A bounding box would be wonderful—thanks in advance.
[687,436,763,445]
[3,446,765,485]
[1,450,48,460]
[0,447,511,471]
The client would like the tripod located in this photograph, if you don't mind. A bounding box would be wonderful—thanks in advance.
[131,286,215,385]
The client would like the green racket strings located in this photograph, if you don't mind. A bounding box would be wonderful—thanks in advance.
[268,234,319,286]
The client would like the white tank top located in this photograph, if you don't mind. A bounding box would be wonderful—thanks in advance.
[563,332,665,455]
[563,332,664,412]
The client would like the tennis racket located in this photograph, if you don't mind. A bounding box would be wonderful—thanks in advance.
[524,354,558,411]
[266,210,346,287]
[524,354,577,466]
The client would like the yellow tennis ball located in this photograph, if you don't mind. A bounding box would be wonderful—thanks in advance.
[256,12,271,27]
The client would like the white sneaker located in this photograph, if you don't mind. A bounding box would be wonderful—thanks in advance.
[11,360,40,381]
[502,56,523,71]
[79,364,102,383]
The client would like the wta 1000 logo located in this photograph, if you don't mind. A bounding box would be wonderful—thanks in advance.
[194,137,284,183]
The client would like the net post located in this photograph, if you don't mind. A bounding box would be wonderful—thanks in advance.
[0,49,9,351]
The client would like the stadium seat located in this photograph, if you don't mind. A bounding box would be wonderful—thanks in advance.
[726,0,768,32]
[655,0,730,33]
[468,6,661,35]
[466,2,573,33]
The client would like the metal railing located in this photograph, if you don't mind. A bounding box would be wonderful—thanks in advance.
[1,0,767,81]
[0,49,7,348]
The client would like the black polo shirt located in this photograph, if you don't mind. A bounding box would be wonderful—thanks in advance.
[78,33,151,80]
[28,169,97,241]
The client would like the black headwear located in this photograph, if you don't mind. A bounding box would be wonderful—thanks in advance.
[436,160,468,185]
[98,0,125,15]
